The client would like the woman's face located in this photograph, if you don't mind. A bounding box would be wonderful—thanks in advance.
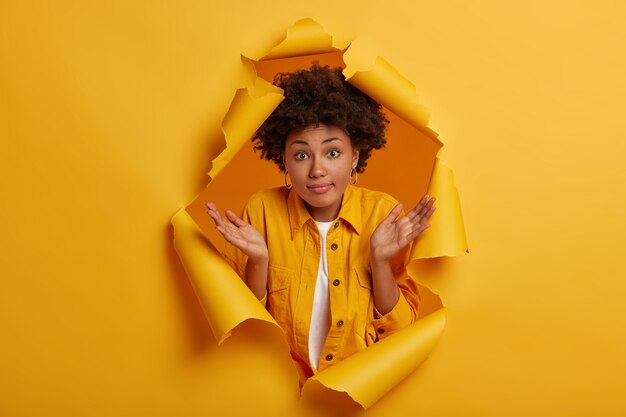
[283,124,359,222]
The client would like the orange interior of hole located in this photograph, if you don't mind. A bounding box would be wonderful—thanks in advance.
[187,50,442,252]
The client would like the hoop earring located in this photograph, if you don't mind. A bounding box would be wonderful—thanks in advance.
[350,167,358,185]
[284,171,292,189]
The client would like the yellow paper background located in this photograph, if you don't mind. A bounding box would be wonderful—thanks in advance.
[1,2,626,416]
[178,20,453,408]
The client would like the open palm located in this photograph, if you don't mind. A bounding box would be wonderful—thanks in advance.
[370,195,436,263]
[206,202,268,262]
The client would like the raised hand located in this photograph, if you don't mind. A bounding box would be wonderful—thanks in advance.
[206,202,269,262]
[370,195,436,264]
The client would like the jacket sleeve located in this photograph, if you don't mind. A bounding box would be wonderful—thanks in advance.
[220,198,268,306]
[369,201,421,341]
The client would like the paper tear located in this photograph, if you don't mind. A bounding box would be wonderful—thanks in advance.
[259,18,340,60]
[209,84,283,180]
[343,51,432,134]
[174,18,467,410]
[171,209,280,344]
[302,308,446,409]
[412,158,469,258]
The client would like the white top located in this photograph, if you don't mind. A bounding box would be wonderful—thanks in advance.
[308,220,334,370]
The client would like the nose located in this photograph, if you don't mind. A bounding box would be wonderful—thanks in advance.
[309,156,326,178]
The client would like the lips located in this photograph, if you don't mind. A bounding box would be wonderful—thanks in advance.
[307,183,333,194]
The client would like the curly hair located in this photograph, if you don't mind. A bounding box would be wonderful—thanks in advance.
[253,64,388,173]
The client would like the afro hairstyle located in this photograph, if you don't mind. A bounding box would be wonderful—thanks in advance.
[253,64,388,173]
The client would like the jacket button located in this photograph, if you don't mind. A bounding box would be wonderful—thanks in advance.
[330,243,338,250]
[377,328,385,334]
[325,354,334,361]
[334,222,339,228]
[332,279,340,286]
[336,320,344,327]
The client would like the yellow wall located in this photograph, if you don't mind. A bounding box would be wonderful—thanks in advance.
[2,1,625,416]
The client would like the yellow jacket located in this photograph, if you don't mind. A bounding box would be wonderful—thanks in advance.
[223,184,420,380]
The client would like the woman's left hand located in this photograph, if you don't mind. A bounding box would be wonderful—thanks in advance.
[370,194,436,263]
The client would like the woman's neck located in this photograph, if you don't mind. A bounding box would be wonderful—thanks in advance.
[304,196,343,222]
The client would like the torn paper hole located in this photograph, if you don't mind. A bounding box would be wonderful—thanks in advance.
[173,17,467,409]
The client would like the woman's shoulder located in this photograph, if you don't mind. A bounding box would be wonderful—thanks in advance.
[350,185,400,209]
[244,187,289,209]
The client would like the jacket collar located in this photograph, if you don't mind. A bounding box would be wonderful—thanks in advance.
[288,184,362,239]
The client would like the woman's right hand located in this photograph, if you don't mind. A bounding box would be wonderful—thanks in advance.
[206,202,269,262]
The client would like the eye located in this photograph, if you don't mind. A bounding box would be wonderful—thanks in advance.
[294,151,308,160]
[328,149,340,158]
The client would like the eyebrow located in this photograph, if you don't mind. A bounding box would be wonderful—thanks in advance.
[289,137,343,147]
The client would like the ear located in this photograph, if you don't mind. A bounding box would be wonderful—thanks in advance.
[352,149,360,169]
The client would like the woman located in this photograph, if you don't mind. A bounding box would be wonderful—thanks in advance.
[206,65,436,381]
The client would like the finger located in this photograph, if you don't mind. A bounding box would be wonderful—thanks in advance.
[414,203,436,223]
[215,225,229,237]
[211,211,231,231]
[405,194,429,221]
[406,223,430,241]
[404,205,421,221]
[206,204,240,235]
[205,201,223,215]
[418,195,435,215]
[206,203,227,227]
[381,203,403,225]
[397,222,426,246]
[399,219,426,245]
[404,209,429,230]
[225,210,249,228]
[423,205,436,220]
[424,197,436,211]
[213,220,235,241]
